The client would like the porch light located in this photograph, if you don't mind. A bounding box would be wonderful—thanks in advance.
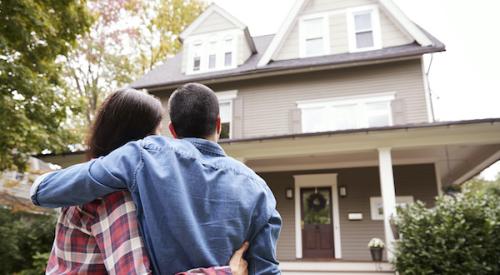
[339,185,347,198]
[285,188,294,199]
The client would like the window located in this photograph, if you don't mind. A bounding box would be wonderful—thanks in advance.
[215,90,238,139]
[219,102,231,139]
[348,7,381,52]
[192,42,202,71]
[224,38,233,67]
[300,16,329,57]
[354,12,374,48]
[208,41,217,69]
[298,93,395,133]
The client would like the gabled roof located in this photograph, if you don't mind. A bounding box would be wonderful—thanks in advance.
[180,3,256,53]
[131,34,444,90]
[257,0,437,67]
[131,1,445,91]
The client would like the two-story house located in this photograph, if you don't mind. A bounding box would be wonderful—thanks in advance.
[40,0,500,274]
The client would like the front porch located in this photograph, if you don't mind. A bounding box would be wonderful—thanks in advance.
[221,119,500,272]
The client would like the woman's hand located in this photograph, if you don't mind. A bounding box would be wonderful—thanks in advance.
[229,242,249,275]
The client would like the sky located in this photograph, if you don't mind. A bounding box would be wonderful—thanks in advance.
[207,0,500,180]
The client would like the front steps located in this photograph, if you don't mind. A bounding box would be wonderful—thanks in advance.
[280,261,395,275]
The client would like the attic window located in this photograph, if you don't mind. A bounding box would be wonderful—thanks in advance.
[348,7,381,52]
[224,37,233,67]
[192,42,202,71]
[208,41,217,69]
[300,15,329,57]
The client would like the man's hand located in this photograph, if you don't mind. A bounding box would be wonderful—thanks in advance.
[229,242,249,275]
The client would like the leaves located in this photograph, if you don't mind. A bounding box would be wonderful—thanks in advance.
[64,0,206,128]
[0,0,91,171]
[394,178,500,275]
[0,208,56,275]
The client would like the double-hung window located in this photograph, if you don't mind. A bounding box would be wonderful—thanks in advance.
[208,40,217,69]
[348,7,381,52]
[300,15,329,57]
[192,42,202,72]
[298,93,395,133]
[224,37,234,67]
[216,90,238,139]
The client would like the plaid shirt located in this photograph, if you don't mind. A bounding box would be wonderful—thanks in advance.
[47,191,232,275]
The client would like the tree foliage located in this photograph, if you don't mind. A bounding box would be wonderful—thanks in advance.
[0,0,91,171]
[64,0,205,127]
[0,208,56,275]
[394,175,500,275]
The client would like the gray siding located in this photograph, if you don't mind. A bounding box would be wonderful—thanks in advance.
[275,0,413,61]
[205,59,428,139]
[191,12,236,35]
[260,163,438,261]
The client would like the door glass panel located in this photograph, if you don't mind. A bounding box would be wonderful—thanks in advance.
[302,188,331,225]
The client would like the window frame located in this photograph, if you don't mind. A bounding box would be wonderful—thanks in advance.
[215,90,238,139]
[346,5,382,52]
[185,30,239,75]
[297,92,395,133]
[299,13,331,58]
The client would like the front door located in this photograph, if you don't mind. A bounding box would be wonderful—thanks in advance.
[301,187,334,258]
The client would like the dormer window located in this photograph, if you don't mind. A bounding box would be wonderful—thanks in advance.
[224,37,234,67]
[208,41,217,69]
[348,6,381,52]
[192,42,202,72]
[299,15,329,58]
[186,32,238,74]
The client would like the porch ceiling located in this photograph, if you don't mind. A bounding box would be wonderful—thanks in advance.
[223,120,500,186]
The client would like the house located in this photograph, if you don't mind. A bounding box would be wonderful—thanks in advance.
[0,158,54,213]
[40,0,500,274]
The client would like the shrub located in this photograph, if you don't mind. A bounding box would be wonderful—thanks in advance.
[0,208,56,275]
[394,185,500,275]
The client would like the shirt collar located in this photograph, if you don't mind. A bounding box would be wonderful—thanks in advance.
[183,138,226,157]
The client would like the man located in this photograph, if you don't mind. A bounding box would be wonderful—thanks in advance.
[31,83,282,274]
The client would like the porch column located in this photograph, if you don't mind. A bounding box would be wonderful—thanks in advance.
[377,148,397,260]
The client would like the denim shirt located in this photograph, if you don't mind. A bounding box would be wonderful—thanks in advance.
[32,136,282,275]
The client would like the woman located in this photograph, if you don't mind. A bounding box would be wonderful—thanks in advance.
[46,89,248,275]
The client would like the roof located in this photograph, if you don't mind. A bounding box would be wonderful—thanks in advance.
[179,3,256,53]
[36,118,500,160]
[132,34,444,90]
[131,0,445,91]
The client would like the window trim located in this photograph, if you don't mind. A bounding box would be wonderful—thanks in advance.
[299,13,331,58]
[297,92,395,133]
[346,5,382,53]
[185,30,239,75]
[216,90,238,139]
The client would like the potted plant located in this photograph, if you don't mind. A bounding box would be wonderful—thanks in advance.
[368,238,385,261]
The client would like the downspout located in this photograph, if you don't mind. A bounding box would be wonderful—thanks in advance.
[425,54,437,122]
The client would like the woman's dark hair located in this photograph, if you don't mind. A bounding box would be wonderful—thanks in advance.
[86,89,164,160]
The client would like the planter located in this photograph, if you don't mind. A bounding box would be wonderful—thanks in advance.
[370,247,384,262]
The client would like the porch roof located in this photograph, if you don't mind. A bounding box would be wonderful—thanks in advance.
[37,118,500,185]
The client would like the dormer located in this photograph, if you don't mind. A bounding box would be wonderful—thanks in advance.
[179,4,256,75]
[258,0,434,66]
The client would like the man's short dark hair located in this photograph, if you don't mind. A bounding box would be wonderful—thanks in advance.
[168,83,220,138]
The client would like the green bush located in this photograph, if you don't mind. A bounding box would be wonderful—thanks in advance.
[0,208,56,275]
[394,184,500,275]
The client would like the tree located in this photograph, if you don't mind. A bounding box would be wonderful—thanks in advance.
[0,208,56,275]
[0,0,91,171]
[64,0,205,128]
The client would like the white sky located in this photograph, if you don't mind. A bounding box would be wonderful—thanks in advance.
[207,0,500,180]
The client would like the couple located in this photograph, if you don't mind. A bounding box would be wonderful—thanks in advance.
[31,83,281,275]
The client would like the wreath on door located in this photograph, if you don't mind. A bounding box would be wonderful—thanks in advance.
[307,193,327,212]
